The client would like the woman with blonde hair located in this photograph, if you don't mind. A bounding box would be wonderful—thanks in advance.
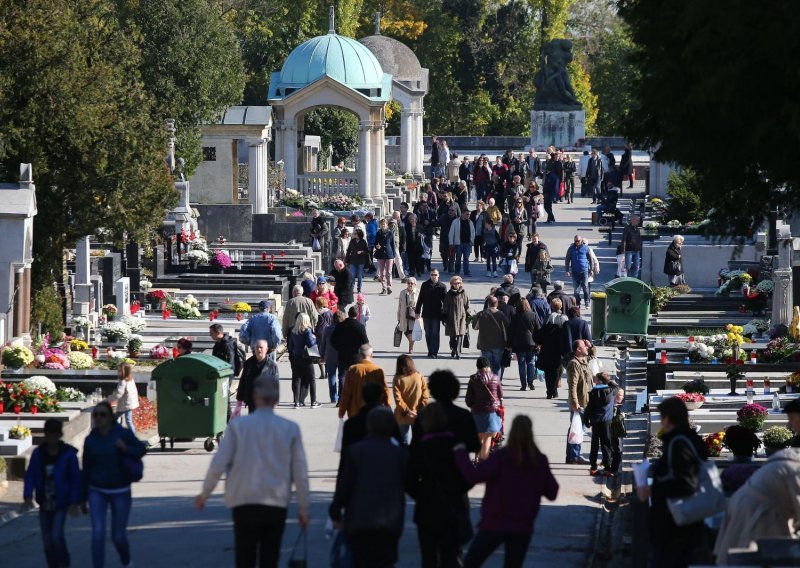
[287,313,320,408]
[392,354,428,445]
[454,414,559,567]
[108,363,139,433]
[397,277,419,354]
[442,275,470,359]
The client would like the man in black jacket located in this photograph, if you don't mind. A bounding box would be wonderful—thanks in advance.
[412,370,480,452]
[621,215,642,279]
[330,306,370,378]
[341,382,403,452]
[547,280,576,312]
[235,340,279,414]
[586,149,604,204]
[415,269,447,358]
[210,323,236,371]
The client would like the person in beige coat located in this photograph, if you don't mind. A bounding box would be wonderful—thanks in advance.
[442,275,470,359]
[392,355,428,445]
[714,448,800,564]
[107,363,139,434]
[282,285,319,338]
[397,277,419,353]
[566,340,593,465]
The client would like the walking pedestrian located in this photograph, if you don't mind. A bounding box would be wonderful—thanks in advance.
[449,208,475,277]
[392,354,428,445]
[82,401,147,568]
[210,323,238,374]
[331,258,354,308]
[471,295,509,377]
[621,215,642,279]
[281,285,318,339]
[335,227,351,264]
[619,143,634,190]
[536,298,567,399]
[310,207,329,256]
[500,232,519,275]
[389,211,407,282]
[465,357,504,462]
[330,407,408,568]
[22,418,81,568]
[482,221,501,277]
[345,228,370,293]
[524,233,549,290]
[330,306,369,381]
[342,382,404,451]
[196,376,310,568]
[585,372,620,476]
[107,363,139,434]
[454,415,559,568]
[566,340,593,464]
[404,213,424,277]
[543,170,559,223]
[578,149,590,197]
[375,218,396,295]
[236,340,280,415]
[443,275,470,359]
[365,212,378,274]
[415,269,446,358]
[287,313,320,409]
[397,277,419,353]
[526,285,551,325]
[565,234,591,308]
[586,149,604,203]
[510,299,540,391]
[562,306,592,357]
[320,310,346,404]
[415,370,481,453]
[471,201,487,263]
[314,297,332,389]
[337,344,391,419]
[664,235,685,286]
[354,293,371,327]
[239,300,282,357]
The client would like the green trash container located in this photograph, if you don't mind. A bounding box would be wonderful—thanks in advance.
[590,292,607,341]
[604,277,653,343]
[151,354,233,452]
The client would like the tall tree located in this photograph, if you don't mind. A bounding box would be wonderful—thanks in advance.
[0,0,175,290]
[618,0,800,232]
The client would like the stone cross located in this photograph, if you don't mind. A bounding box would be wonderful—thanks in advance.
[374,11,381,35]
[329,5,335,34]
[115,277,131,317]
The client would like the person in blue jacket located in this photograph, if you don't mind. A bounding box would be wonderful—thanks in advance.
[364,212,378,273]
[564,234,591,307]
[82,400,147,568]
[22,418,81,568]
[238,299,282,358]
[585,372,620,476]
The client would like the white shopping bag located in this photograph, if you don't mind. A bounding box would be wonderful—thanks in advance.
[568,413,584,445]
[509,259,519,275]
[334,418,345,453]
[412,319,423,342]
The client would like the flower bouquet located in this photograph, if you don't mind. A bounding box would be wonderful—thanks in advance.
[755,279,774,296]
[762,426,793,454]
[70,339,89,351]
[102,304,118,319]
[736,403,769,431]
[106,350,135,370]
[168,297,202,319]
[140,278,153,292]
[9,425,31,439]
[149,344,170,359]
[39,347,70,370]
[146,290,168,307]
[666,219,681,228]
[67,351,94,370]
[725,358,747,394]
[186,249,209,267]
[704,431,725,457]
[102,321,131,343]
[209,250,232,272]
[22,376,57,397]
[2,343,34,369]
[687,341,715,362]
[681,378,710,395]
[231,302,252,320]
[56,387,86,402]
[761,337,800,363]
[675,392,705,410]
[120,314,147,334]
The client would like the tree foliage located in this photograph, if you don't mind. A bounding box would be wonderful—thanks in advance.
[665,169,708,225]
[303,108,360,167]
[618,0,800,231]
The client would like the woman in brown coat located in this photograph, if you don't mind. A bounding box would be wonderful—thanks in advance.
[442,275,470,359]
[392,354,429,445]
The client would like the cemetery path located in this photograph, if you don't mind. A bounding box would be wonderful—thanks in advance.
[1,193,637,567]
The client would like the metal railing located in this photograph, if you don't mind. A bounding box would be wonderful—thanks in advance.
[296,172,359,196]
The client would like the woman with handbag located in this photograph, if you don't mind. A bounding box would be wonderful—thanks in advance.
[442,276,470,359]
[397,277,419,354]
[345,229,369,294]
[664,235,685,287]
[287,313,320,409]
[510,299,539,392]
[637,397,709,567]
[465,357,504,461]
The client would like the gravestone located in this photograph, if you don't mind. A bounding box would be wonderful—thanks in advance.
[90,275,102,327]
[126,242,141,295]
[73,236,92,317]
[154,245,165,279]
[96,253,121,306]
[115,277,130,317]
[758,255,776,283]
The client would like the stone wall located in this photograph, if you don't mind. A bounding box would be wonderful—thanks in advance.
[194,204,253,242]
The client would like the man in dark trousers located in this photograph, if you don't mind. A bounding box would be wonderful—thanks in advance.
[235,340,279,415]
[330,407,408,568]
[330,306,369,379]
[412,369,480,453]
[621,215,643,279]
[341,382,403,451]
[415,269,447,358]
[586,149,604,204]
[543,169,559,223]
[210,323,237,371]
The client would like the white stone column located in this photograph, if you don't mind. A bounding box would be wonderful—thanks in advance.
[358,123,372,199]
[373,123,386,202]
[415,111,425,175]
[248,138,268,214]
[399,110,412,174]
[282,122,297,192]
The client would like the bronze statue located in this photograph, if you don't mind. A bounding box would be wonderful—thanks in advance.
[533,39,582,111]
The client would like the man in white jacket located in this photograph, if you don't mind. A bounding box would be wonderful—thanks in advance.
[578,149,591,198]
[448,208,476,277]
[196,376,310,567]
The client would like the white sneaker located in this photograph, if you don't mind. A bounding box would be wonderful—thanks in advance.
[486,271,492,277]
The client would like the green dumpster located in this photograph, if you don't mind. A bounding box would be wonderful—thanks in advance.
[604,277,653,343]
[152,354,233,452]
[590,292,607,341]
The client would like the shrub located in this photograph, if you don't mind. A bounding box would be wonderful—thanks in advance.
[31,286,64,340]
[67,351,94,370]
[665,168,708,224]
[762,426,793,449]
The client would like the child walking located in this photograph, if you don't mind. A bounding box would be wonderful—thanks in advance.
[108,362,139,434]
[355,293,371,327]
[22,418,82,568]
[585,372,620,477]
[482,221,501,277]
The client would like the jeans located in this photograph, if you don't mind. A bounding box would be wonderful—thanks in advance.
[88,487,132,568]
[423,318,441,356]
[378,258,394,290]
[289,355,316,405]
[566,410,584,461]
[399,423,412,445]
[590,177,601,200]
[326,360,341,402]
[590,421,613,470]
[625,251,641,279]
[454,243,472,275]
[418,527,463,568]
[485,252,497,272]
[40,509,70,568]
[115,410,135,434]
[232,504,287,568]
[544,196,555,222]
[565,177,575,201]
[350,264,364,292]
[464,530,532,568]
[572,272,590,306]
[544,368,559,398]
[480,348,504,376]
[517,350,536,388]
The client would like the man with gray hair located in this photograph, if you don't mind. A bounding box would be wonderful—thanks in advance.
[338,344,390,419]
[197,376,310,567]
[389,211,407,282]
[281,285,318,338]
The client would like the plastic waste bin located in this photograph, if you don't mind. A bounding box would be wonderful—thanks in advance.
[604,277,652,344]
[151,353,233,452]
[590,292,607,341]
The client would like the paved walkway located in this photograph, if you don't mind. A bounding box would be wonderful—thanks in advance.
[0,193,631,566]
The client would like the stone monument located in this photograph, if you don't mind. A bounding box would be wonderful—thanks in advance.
[115,277,131,317]
[72,236,93,318]
[530,39,586,149]
[163,119,197,235]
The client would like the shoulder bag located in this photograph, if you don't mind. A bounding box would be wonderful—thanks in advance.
[288,529,308,568]
[664,435,725,526]
[490,312,512,368]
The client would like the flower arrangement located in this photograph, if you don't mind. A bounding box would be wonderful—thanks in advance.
[643,221,660,230]
[102,304,118,318]
[67,351,94,370]
[675,392,705,403]
[723,424,761,456]
[687,341,715,361]
[666,220,681,228]
[73,316,90,329]
[682,378,710,395]
[320,193,364,211]
[736,403,769,431]
[56,387,86,402]
[2,382,60,413]
[9,425,31,439]
[755,279,774,295]
[38,347,70,370]
[127,335,143,355]
[106,350,135,370]
[149,344,170,359]
[649,285,691,313]
[725,324,746,345]
[102,321,131,342]
[132,396,157,432]
[2,343,34,369]
[22,376,56,396]
[209,250,232,270]
[70,339,89,351]
[762,426,793,449]
[167,296,203,319]
[189,237,209,253]
[146,290,168,303]
[130,301,141,315]
[704,431,725,457]
[140,278,153,292]
[186,249,209,264]
[716,270,752,296]
[120,315,146,333]
[231,302,252,313]
[742,292,767,312]
[761,337,800,363]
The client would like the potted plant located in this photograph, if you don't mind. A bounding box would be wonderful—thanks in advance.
[725,359,746,395]
[681,378,711,396]
[703,431,725,457]
[762,425,794,455]
[102,304,118,321]
[209,250,232,274]
[146,289,168,310]
[127,335,143,358]
[67,350,94,370]
[1,343,34,371]
[675,392,706,410]
[722,424,761,462]
[9,425,31,440]
[231,301,252,321]
[736,403,769,431]
[784,372,800,394]
[149,344,170,359]
[186,249,209,270]
[102,321,131,345]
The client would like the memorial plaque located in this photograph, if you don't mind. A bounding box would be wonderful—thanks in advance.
[758,255,776,282]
